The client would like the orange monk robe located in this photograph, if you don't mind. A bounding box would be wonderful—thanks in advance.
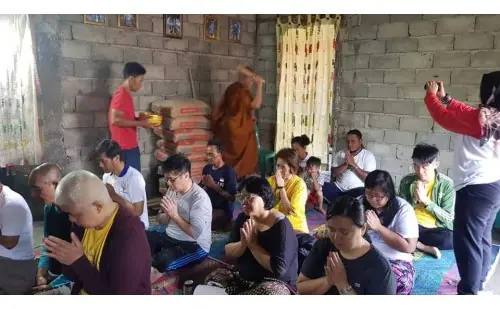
[212,82,258,179]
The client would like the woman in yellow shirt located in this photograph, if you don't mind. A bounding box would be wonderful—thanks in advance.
[268,148,308,234]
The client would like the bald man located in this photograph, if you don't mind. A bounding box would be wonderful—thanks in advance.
[29,163,72,295]
[42,170,151,295]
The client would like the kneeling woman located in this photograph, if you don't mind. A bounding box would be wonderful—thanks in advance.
[363,170,419,295]
[297,196,396,295]
[204,176,298,295]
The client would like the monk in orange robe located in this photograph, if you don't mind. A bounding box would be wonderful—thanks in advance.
[212,68,263,179]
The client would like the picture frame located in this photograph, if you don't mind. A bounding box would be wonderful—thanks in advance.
[164,14,183,39]
[84,14,106,26]
[228,18,242,43]
[204,15,219,41]
[118,14,138,28]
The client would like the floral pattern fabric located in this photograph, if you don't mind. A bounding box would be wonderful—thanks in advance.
[275,15,341,163]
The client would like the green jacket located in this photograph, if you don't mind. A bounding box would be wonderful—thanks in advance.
[398,171,455,231]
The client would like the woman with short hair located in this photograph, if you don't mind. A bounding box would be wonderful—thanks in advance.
[204,176,298,295]
[267,148,308,234]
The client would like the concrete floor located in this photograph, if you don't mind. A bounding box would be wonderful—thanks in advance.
[32,220,500,295]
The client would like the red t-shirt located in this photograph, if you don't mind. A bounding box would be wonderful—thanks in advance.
[108,87,138,150]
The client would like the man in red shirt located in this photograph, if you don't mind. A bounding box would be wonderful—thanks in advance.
[109,62,151,171]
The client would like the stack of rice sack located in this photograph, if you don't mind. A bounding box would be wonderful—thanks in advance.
[152,98,212,185]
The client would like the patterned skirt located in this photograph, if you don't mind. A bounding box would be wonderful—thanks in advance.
[204,268,292,295]
[390,259,415,295]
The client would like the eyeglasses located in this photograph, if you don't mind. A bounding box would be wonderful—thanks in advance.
[365,191,386,201]
[235,193,258,203]
[165,173,185,183]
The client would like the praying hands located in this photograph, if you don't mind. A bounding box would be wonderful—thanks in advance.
[43,233,84,266]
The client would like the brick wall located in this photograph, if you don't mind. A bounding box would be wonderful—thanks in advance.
[31,14,256,197]
[338,14,500,184]
[254,15,278,150]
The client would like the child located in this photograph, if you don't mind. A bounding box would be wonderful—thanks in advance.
[302,156,325,214]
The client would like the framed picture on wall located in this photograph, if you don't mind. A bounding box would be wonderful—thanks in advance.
[164,14,183,39]
[204,15,219,41]
[84,14,106,25]
[118,14,138,28]
[228,18,241,43]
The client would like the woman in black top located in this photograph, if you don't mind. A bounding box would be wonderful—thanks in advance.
[204,176,298,295]
[297,196,396,295]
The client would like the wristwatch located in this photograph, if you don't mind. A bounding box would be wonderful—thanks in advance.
[339,285,353,295]
[441,93,452,105]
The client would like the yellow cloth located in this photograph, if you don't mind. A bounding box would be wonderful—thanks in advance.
[415,180,437,228]
[268,175,309,234]
[80,205,119,295]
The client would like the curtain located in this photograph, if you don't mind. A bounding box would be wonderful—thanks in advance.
[275,15,340,163]
[0,15,42,167]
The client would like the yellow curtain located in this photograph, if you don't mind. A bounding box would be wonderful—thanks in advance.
[0,15,41,167]
[275,15,340,163]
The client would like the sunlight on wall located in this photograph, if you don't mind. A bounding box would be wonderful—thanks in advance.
[0,15,42,167]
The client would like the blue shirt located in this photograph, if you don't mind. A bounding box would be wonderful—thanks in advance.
[201,164,237,213]
[38,204,72,288]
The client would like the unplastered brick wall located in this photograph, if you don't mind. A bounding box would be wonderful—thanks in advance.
[337,14,500,184]
[254,15,278,151]
[31,14,256,196]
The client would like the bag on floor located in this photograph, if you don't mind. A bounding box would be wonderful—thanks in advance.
[151,99,211,118]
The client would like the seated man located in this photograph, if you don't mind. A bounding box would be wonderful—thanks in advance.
[325,129,376,202]
[29,163,72,295]
[302,156,325,214]
[200,139,238,231]
[42,170,151,294]
[0,183,36,295]
[399,143,455,258]
[146,154,212,271]
[96,139,149,229]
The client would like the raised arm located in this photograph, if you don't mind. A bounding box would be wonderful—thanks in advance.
[250,78,264,109]
[423,81,481,138]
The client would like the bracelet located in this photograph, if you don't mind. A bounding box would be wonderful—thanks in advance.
[441,93,451,105]
[277,186,284,190]
[339,285,353,295]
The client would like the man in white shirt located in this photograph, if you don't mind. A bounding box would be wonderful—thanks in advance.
[146,154,212,272]
[0,183,36,294]
[325,129,377,202]
[96,139,149,229]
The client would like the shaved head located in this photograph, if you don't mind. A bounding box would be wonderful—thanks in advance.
[55,170,114,228]
[29,163,62,185]
[29,163,63,204]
